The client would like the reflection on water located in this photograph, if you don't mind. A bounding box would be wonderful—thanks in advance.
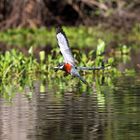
[0,74,140,140]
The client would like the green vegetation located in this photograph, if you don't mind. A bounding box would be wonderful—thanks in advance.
[0,37,137,101]
[0,26,139,102]
[0,48,38,101]
[0,25,140,49]
[0,28,55,47]
[0,48,38,82]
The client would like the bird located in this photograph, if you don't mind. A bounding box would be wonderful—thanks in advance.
[55,26,89,85]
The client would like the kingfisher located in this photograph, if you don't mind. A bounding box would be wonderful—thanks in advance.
[55,26,89,84]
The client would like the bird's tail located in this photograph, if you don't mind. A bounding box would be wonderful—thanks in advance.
[77,74,89,85]
[71,66,89,85]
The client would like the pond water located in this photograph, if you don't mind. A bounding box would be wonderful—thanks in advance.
[0,73,140,140]
[0,47,140,140]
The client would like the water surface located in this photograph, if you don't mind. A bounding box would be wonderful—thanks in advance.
[0,74,140,140]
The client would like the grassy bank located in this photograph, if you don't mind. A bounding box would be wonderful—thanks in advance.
[0,25,140,49]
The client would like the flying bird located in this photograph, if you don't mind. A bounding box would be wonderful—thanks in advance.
[55,26,89,85]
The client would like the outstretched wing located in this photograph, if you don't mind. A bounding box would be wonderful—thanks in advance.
[77,66,104,70]
[56,27,75,65]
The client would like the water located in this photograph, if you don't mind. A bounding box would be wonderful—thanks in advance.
[0,74,140,140]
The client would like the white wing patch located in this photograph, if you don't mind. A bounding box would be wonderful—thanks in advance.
[56,32,75,65]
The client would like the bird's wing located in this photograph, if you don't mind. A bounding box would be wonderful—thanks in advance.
[56,27,75,65]
[77,66,104,70]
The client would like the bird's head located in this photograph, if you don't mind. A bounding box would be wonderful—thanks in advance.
[58,63,65,70]
[54,63,65,72]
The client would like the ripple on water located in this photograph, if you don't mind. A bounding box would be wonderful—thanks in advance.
[0,75,140,140]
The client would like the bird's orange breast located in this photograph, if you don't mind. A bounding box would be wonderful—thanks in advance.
[64,63,72,73]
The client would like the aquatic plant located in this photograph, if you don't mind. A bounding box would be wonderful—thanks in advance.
[0,48,38,83]
[0,26,140,49]
[0,27,138,101]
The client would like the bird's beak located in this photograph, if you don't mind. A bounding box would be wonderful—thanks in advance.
[54,66,59,72]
